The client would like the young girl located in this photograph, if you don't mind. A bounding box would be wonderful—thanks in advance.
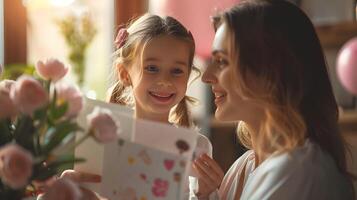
[60,14,222,200]
[109,13,219,199]
[195,0,355,199]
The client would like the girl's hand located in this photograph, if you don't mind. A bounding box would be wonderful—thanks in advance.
[60,169,105,200]
[193,154,224,199]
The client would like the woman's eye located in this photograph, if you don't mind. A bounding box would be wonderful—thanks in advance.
[144,65,159,73]
[212,57,228,68]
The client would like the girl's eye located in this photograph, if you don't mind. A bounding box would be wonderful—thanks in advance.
[144,65,159,73]
[171,68,184,75]
[212,57,228,68]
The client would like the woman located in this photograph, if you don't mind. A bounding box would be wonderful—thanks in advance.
[194,0,355,199]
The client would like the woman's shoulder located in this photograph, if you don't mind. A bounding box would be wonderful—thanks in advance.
[261,139,337,174]
[242,140,353,199]
[226,150,254,172]
[255,140,335,178]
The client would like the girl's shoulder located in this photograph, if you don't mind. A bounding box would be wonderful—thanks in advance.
[195,133,213,157]
[196,133,211,147]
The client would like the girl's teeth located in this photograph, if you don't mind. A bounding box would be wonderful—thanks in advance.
[151,92,171,97]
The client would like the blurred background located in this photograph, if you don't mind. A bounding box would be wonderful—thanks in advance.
[1,0,357,192]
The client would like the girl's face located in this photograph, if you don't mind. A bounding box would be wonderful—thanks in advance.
[202,24,264,123]
[125,35,190,119]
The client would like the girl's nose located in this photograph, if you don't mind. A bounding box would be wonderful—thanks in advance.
[156,73,174,87]
[156,81,173,87]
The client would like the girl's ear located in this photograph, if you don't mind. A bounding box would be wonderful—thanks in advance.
[117,64,131,86]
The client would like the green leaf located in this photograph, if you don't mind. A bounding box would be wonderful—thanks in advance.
[51,102,69,120]
[13,115,36,153]
[33,107,47,122]
[42,120,81,154]
[0,63,35,80]
[0,119,13,147]
[31,166,58,181]
[46,154,85,169]
[31,154,85,181]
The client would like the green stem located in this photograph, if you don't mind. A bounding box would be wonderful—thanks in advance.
[65,130,93,153]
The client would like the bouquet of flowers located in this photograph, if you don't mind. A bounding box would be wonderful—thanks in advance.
[0,59,119,200]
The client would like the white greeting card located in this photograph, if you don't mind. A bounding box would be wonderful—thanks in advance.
[101,139,187,200]
[74,99,198,200]
[74,98,134,192]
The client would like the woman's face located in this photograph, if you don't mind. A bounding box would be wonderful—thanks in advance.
[202,23,264,123]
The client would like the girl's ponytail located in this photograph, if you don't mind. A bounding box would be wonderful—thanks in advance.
[171,95,197,127]
[109,82,131,106]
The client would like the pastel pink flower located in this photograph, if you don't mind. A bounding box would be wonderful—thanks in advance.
[0,80,17,119]
[0,144,33,189]
[152,178,169,197]
[41,178,82,200]
[56,83,83,118]
[87,107,119,143]
[36,58,69,81]
[10,75,49,115]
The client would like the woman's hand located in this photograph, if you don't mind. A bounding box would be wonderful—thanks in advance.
[193,154,224,199]
[60,169,104,200]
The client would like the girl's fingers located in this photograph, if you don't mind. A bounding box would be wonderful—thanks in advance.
[61,170,102,183]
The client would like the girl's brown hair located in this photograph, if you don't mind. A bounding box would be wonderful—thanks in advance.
[109,13,198,127]
[213,0,353,188]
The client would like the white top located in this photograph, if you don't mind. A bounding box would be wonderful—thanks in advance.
[216,139,353,200]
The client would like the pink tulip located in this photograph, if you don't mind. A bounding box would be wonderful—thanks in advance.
[41,178,82,200]
[56,83,83,118]
[36,59,69,81]
[0,144,33,189]
[0,80,17,119]
[10,75,49,115]
[87,107,119,143]
[0,79,15,91]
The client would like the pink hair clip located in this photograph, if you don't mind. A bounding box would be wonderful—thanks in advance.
[115,28,129,49]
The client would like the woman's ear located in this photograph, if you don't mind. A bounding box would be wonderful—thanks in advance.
[117,64,131,86]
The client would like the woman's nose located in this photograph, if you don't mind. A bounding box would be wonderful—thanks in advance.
[201,64,217,84]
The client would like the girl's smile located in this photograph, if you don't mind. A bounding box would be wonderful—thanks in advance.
[148,91,176,105]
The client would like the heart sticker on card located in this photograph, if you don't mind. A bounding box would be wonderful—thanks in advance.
[164,159,174,171]
[140,173,147,181]
[175,139,190,154]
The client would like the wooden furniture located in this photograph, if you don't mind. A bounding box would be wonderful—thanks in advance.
[114,0,148,28]
[3,0,26,65]
[316,21,357,48]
